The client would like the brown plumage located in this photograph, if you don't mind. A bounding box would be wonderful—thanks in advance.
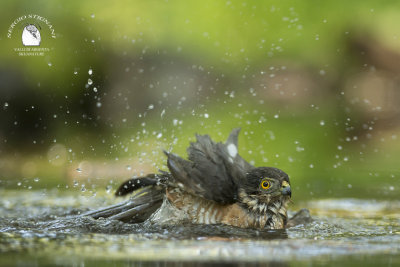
[85,128,292,229]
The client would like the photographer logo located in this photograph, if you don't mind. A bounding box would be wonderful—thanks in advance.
[7,14,56,56]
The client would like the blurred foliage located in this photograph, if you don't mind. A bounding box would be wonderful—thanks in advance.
[0,0,400,201]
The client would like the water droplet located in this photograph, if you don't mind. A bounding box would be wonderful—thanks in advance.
[320,120,325,126]
[76,168,82,173]
[160,109,165,118]
[48,62,52,67]
[17,182,22,186]
[87,78,93,85]
[126,165,132,171]
[106,185,112,194]
[96,102,102,108]
[91,13,95,18]
[274,114,279,119]
[309,164,314,168]
[337,145,343,150]
[173,119,178,126]
[204,113,209,118]
[156,133,163,139]
[88,69,93,75]
[33,177,40,182]
[93,87,97,93]
[4,102,9,109]
[148,104,154,110]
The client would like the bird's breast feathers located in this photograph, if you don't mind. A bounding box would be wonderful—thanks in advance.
[165,187,287,229]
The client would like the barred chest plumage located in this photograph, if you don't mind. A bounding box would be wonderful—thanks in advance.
[148,187,288,229]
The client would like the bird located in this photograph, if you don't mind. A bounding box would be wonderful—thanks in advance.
[85,128,292,229]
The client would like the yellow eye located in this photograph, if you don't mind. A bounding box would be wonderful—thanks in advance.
[261,179,271,190]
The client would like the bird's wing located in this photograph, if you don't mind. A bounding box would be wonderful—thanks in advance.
[165,128,254,204]
[114,172,170,196]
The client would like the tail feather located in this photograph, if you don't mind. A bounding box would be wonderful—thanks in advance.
[83,201,135,219]
[84,178,166,223]
[108,203,152,221]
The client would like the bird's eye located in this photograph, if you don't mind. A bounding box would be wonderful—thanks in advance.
[260,179,271,190]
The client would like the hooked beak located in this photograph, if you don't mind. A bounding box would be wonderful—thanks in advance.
[281,180,291,198]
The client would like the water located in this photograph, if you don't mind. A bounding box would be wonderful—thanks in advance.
[1,189,400,266]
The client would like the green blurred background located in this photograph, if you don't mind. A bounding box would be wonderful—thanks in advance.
[1,0,399,201]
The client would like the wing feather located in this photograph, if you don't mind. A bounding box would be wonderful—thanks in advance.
[165,128,254,204]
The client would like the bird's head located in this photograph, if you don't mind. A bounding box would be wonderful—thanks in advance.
[238,167,291,214]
